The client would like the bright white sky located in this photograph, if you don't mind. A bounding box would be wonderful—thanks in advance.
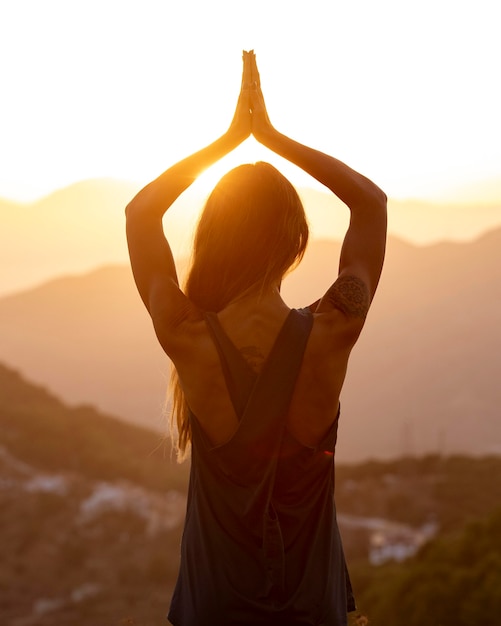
[0,0,500,202]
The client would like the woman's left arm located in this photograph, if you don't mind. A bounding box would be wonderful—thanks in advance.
[126,52,252,323]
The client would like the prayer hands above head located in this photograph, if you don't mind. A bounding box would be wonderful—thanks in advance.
[227,50,275,147]
[227,50,253,144]
[248,51,274,143]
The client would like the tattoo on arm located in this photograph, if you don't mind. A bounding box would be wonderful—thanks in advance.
[325,275,370,318]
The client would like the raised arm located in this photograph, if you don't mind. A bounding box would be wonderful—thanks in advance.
[126,52,253,324]
[249,53,387,323]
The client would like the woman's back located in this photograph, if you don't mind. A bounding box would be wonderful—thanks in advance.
[166,304,355,626]
[156,289,355,451]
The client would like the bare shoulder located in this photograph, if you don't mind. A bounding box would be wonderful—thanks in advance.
[309,274,371,350]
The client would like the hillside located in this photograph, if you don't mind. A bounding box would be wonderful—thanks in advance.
[0,363,188,625]
[351,506,501,625]
[0,363,188,491]
[0,230,500,460]
[2,364,501,624]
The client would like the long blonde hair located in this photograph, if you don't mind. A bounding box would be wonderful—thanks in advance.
[170,162,309,460]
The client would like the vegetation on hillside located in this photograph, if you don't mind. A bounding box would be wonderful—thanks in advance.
[0,363,188,492]
[351,506,501,626]
[336,455,501,531]
[2,362,501,625]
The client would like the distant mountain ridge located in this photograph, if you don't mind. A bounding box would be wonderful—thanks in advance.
[2,177,501,296]
[1,229,500,461]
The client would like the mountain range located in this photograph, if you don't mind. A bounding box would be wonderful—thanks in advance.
[1,227,500,462]
[2,177,501,296]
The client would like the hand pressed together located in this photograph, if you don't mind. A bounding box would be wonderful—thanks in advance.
[227,50,274,146]
[248,50,274,142]
[227,50,252,144]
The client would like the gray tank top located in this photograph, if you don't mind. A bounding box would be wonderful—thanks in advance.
[168,307,354,626]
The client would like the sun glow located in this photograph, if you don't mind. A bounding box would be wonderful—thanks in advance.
[1,0,500,240]
[193,138,328,201]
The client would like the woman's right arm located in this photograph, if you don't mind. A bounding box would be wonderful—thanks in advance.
[126,52,253,327]
[249,54,387,323]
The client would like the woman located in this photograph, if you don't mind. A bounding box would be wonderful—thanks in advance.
[126,51,386,626]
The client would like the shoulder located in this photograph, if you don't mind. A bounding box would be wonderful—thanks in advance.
[321,274,370,318]
[311,274,371,347]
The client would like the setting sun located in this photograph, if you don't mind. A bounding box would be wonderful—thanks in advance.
[1,0,500,207]
[1,0,500,295]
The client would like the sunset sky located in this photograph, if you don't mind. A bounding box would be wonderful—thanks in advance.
[1,0,500,205]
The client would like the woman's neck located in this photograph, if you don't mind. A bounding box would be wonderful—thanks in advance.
[222,282,288,317]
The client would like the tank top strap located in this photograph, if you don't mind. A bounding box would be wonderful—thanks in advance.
[204,311,256,419]
[212,307,314,481]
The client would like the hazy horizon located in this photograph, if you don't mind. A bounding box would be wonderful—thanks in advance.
[2,170,501,206]
[2,1,500,299]
[2,1,500,206]
[2,176,501,298]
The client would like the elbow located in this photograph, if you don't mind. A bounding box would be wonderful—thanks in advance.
[373,187,388,218]
[125,184,152,219]
[125,184,164,221]
[374,185,388,209]
[381,188,388,206]
[354,179,387,214]
[125,196,139,219]
[125,196,144,221]
[360,185,387,214]
[125,206,136,223]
